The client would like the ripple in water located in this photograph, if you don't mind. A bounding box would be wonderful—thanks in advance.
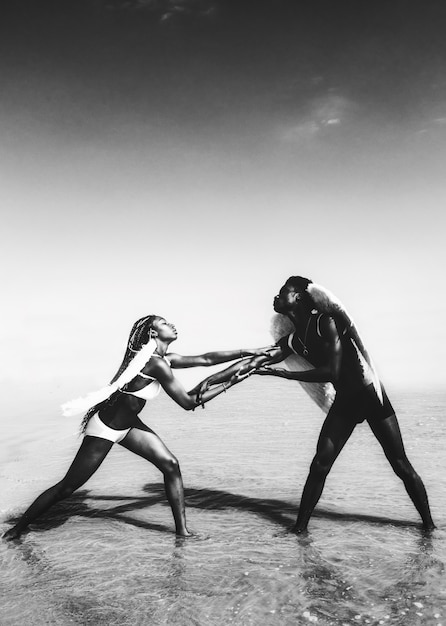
[1,385,445,625]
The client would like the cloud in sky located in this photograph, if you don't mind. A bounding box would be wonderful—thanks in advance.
[1,0,446,391]
[104,0,219,22]
[278,93,353,144]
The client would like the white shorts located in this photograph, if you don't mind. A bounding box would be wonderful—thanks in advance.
[84,413,131,444]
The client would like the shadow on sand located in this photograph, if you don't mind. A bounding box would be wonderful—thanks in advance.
[4,482,421,538]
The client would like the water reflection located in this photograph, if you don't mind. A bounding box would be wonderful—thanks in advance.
[3,484,445,626]
[378,532,445,625]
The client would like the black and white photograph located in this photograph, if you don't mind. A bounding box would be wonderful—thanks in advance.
[1,1,445,624]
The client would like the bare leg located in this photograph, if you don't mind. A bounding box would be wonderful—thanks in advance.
[368,414,435,530]
[292,411,356,534]
[3,436,113,540]
[119,420,191,536]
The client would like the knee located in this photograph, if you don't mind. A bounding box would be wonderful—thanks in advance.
[55,481,77,500]
[309,454,333,479]
[391,457,416,482]
[160,455,181,477]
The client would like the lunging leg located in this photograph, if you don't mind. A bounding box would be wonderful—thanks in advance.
[369,414,435,530]
[3,436,113,540]
[119,421,191,536]
[293,411,356,533]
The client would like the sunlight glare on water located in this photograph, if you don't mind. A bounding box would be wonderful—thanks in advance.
[1,380,445,625]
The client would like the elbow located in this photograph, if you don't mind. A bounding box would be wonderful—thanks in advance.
[184,397,198,411]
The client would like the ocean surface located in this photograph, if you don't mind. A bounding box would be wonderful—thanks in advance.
[1,378,445,625]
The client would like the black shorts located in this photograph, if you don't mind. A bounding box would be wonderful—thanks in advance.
[330,383,394,425]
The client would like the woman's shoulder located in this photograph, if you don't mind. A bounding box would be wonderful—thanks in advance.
[141,354,171,377]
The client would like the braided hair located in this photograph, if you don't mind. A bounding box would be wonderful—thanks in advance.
[80,315,159,433]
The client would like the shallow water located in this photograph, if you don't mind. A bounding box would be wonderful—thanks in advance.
[1,379,445,625]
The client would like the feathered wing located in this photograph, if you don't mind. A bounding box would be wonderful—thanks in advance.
[61,340,157,417]
[270,282,383,411]
[307,283,383,403]
[270,314,335,414]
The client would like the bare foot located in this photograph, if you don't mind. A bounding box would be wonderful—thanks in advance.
[175,528,212,541]
[2,526,23,541]
[290,524,308,535]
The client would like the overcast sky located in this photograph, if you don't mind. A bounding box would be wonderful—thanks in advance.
[1,0,445,397]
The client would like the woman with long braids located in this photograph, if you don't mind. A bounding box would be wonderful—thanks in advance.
[3,315,273,540]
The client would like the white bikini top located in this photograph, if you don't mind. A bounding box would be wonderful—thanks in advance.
[119,354,170,401]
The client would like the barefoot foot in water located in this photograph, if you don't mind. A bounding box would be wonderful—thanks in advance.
[290,524,308,535]
[2,526,24,541]
[422,522,436,532]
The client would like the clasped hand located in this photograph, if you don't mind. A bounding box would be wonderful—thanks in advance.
[193,346,281,403]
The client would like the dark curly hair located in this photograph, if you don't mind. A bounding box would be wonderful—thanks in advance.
[285,276,313,307]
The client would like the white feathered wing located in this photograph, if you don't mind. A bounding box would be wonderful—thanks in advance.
[270,282,382,414]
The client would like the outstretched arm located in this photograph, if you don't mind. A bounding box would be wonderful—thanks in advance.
[167,345,276,369]
[189,344,287,397]
[150,358,247,410]
[256,317,342,384]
